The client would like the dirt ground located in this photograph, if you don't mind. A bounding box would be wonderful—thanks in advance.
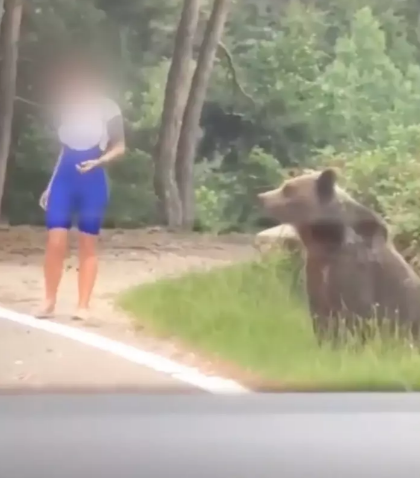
[0,226,257,385]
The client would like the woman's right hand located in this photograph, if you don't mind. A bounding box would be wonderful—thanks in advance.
[39,189,49,210]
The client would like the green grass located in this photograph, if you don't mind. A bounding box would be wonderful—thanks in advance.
[118,253,420,391]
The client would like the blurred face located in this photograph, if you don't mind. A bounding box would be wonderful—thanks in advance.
[50,60,102,103]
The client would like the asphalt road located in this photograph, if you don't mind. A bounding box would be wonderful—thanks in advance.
[0,318,197,391]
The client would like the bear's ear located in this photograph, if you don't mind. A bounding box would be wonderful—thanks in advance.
[316,168,337,203]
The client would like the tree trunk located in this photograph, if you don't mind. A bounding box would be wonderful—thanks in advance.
[175,0,231,230]
[0,1,5,26]
[0,0,23,215]
[153,0,201,228]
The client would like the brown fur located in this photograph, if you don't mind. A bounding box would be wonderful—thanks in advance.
[258,169,420,345]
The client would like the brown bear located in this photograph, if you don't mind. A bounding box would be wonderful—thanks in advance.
[257,168,420,346]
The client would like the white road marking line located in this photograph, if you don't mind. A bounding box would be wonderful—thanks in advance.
[0,306,250,394]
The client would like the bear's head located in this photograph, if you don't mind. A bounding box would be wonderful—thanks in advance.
[257,168,388,245]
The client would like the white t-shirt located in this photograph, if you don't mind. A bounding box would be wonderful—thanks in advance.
[56,97,122,151]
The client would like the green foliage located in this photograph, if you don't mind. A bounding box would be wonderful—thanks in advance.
[3,117,55,225]
[127,60,171,135]
[194,147,283,233]
[307,7,420,152]
[104,149,156,228]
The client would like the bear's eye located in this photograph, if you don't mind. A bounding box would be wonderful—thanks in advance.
[282,184,294,198]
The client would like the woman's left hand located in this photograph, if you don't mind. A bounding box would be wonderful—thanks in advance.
[76,159,102,174]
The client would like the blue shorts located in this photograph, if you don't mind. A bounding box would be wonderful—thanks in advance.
[46,145,109,235]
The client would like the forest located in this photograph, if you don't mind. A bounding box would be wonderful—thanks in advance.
[0,0,419,254]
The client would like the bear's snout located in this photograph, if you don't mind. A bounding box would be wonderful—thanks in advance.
[257,190,278,209]
[257,190,284,222]
[257,192,266,204]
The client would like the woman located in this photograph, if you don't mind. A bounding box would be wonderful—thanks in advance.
[38,53,125,320]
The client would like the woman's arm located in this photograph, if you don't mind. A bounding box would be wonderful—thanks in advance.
[98,114,126,165]
[40,149,63,209]
[46,148,63,190]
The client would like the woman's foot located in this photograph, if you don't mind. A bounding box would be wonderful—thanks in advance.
[34,301,55,319]
[72,308,90,321]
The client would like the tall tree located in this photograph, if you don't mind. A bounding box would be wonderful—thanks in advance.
[153,0,201,228]
[0,0,5,26]
[0,0,23,213]
[175,0,232,229]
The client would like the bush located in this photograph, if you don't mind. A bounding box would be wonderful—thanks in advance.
[194,147,283,233]
[104,149,157,228]
[3,116,55,225]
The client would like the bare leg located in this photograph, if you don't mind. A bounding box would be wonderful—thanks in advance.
[39,228,68,317]
[75,231,99,319]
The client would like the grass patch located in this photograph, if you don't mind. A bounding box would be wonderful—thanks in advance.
[118,253,420,390]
